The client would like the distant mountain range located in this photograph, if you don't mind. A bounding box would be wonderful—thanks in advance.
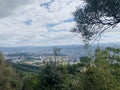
[0,43,120,56]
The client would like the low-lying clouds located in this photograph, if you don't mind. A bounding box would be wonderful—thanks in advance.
[0,0,119,47]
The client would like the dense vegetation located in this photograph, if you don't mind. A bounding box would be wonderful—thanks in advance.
[0,53,21,90]
[0,47,120,90]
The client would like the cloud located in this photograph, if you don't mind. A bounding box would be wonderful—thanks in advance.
[0,0,119,47]
[0,0,33,18]
[51,21,75,31]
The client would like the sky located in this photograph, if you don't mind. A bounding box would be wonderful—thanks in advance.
[0,0,120,47]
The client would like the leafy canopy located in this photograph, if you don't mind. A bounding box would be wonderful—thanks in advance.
[72,0,120,44]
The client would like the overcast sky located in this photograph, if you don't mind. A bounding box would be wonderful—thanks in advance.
[0,0,120,47]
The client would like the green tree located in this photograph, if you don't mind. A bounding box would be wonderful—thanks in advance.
[38,63,66,90]
[53,47,61,64]
[79,66,120,90]
[80,56,92,67]
[72,0,120,44]
[22,75,39,90]
[0,53,21,90]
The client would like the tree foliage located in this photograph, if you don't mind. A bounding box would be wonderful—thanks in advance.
[72,0,120,44]
[1,47,120,90]
[38,65,64,90]
[0,53,21,90]
[80,66,120,90]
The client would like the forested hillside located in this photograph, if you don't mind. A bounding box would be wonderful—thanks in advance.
[0,47,120,90]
